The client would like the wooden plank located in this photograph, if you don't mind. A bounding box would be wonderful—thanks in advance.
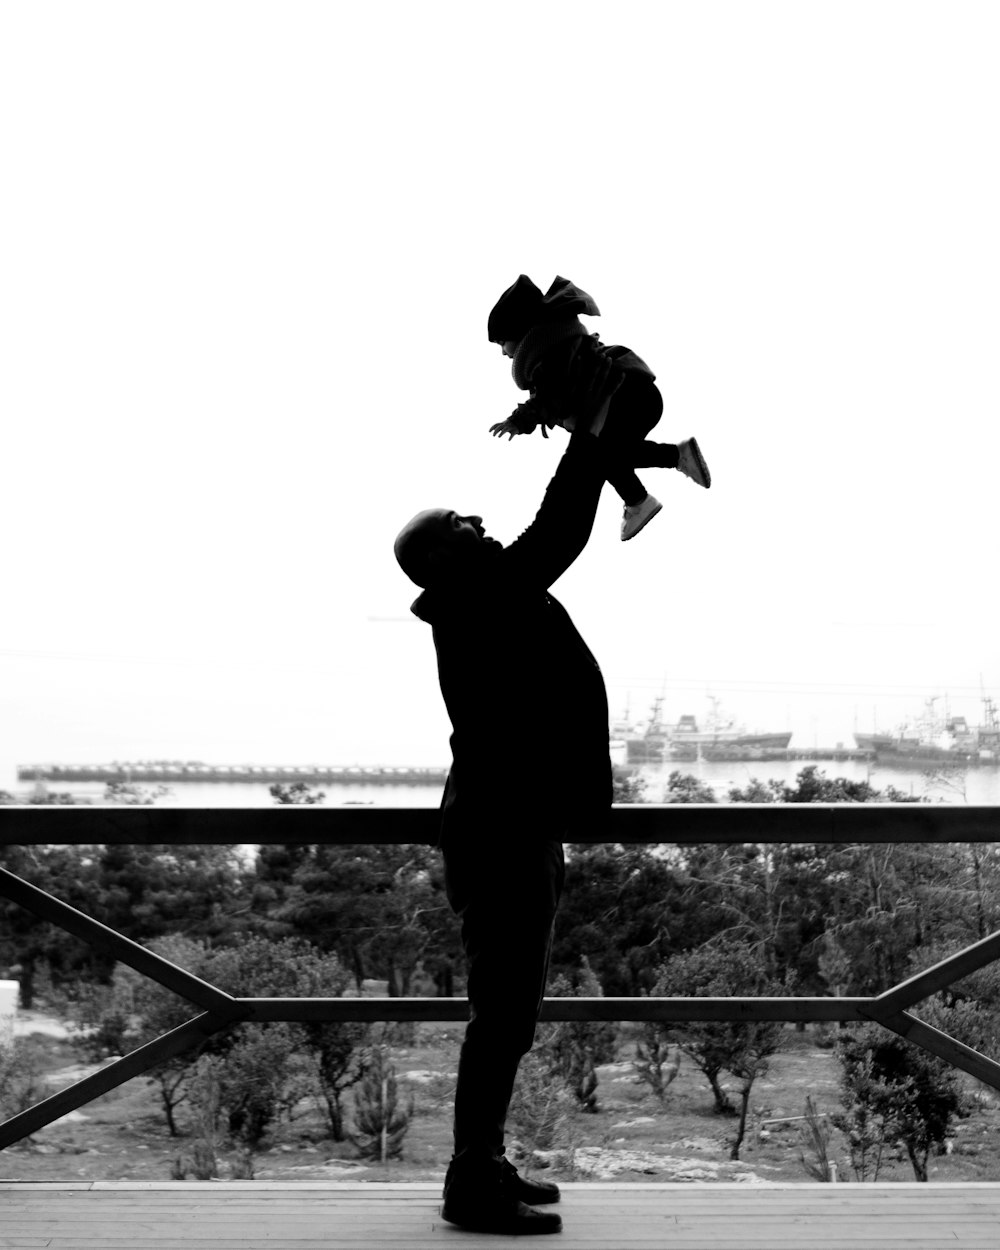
[18,1236,1000,1248]
[6,1183,1000,1249]
[3,1195,995,1215]
[0,1182,95,1189]
[28,1243,1000,1249]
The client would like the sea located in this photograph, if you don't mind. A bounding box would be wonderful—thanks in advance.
[12,757,1000,808]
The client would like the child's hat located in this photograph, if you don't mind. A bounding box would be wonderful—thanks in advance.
[487,275,600,344]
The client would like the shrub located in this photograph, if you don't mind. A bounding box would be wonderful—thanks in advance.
[351,1045,413,1162]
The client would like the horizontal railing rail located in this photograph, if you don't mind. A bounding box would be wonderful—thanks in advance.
[1,803,998,1152]
[2,803,1000,845]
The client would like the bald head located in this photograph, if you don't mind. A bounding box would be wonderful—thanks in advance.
[394,509,451,587]
[394,509,494,587]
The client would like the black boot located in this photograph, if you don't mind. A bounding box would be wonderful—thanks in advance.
[442,1155,562,1235]
[499,1156,561,1205]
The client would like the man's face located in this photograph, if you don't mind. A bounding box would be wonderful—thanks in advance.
[440,510,494,552]
[396,508,497,587]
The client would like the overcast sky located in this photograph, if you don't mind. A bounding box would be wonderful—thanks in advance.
[2,1,998,784]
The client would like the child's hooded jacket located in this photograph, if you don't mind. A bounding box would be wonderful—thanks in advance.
[489,275,656,437]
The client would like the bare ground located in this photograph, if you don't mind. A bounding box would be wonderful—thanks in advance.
[3,1017,999,1185]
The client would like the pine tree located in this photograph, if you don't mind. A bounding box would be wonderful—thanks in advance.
[351,1045,414,1162]
[542,958,618,1113]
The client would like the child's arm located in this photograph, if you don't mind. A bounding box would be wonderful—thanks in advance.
[500,351,623,588]
[489,417,522,440]
[489,399,558,440]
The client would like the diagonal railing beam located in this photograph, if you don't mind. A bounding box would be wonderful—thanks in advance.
[860,1007,1000,1094]
[0,866,236,1013]
[1,804,999,1152]
[870,929,1000,1017]
[0,1007,244,1151]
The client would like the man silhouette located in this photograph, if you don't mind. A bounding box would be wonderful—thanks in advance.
[394,349,620,1235]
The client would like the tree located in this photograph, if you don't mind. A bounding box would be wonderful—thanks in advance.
[1,841,251,1005]
[350,1043,413,1162]
[301,1018,371,1142]
[94,843,249,968]
[831,1044,896,1181]
[197,936,359,1148]
[552,844,683,995]
[652,940,790,1159]
[541,958,618,1113]
[269,782,326,805]
[507,1046,576,1162]
[820,841,979,997]
[0,844,102,1007]
[612,771,648,804]
[632,1023,681,1103]
[76,934,210,1136]
[722,768,973,1000]
[103,781,171,805]
[0,1037,45,1120]
[275,844,458,997]
[0,789,80,805]
[729,765,916,805]
[663,770,717,804]
[835,1023,962,1182]
[671,842,775,964]
[81,934,367,1145]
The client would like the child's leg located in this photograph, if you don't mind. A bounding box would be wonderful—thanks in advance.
[632,441,679,469]
[604,464,647,507]
[599,377,665,503]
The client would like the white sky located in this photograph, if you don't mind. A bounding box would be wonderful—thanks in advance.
[2,1,999,783]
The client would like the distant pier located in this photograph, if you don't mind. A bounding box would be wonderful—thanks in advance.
[628,747,875,766]
[16,762,449,786]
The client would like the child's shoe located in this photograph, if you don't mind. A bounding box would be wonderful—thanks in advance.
[621,494,662,541]
[677,437,711,487]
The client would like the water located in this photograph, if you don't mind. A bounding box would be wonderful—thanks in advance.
[20,757,1000,808]
[635,757,1000,805]
[16,779,446,808]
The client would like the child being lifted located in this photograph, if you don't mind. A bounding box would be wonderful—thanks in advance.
[488,274,710,540]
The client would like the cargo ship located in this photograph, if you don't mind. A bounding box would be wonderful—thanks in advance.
[853,695,1000,766]
[612,697,793,765]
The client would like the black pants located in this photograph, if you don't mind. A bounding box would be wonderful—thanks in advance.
[600,376,678,507]
[442,831,565,1162]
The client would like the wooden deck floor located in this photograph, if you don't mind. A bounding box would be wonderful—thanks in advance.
[2,1181,999,1248]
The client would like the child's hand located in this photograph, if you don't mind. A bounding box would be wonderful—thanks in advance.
[490,419,520,440]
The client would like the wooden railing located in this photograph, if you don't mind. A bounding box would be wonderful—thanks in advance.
[1,803,999,1151]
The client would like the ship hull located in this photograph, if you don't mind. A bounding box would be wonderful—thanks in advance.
[627,732,793,765]
[854,731,999,768]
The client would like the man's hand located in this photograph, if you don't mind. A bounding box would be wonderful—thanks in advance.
[489,419,521,440]
[561,342,625,437]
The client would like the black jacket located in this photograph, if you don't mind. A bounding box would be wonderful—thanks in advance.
[411,433,612,842]
[509,334,657,437]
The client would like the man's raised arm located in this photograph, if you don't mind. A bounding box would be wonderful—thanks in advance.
[501,349,622,589]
